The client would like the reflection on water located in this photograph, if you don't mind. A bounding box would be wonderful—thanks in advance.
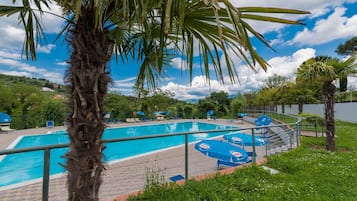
[192,133,209,139]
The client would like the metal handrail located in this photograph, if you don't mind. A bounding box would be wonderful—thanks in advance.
[0,112,301,201]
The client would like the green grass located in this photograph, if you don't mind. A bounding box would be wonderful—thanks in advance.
[128,121,357,201]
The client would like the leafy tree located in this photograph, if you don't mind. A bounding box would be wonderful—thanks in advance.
[255,88,277,111]
[10,84,44,129]
[42,99,67,126]
[263,74,288,89]
[105,94,133,121]
[150,89,174,112]
[243,91,259,110]
[208,91,230,116]
[336,36,357,56]
[262,74,289,112]
[288,86,317,114]
[231,95,246,117]
[297,56,357,151]
[0,82,13,113]
[197,98,216,118]
[336,37,357,92]
[275,81,296,113]
[0,1,308,200]
[183,105,194,119]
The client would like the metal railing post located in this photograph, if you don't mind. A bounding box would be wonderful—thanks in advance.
[289,131,293,150]
[314,119,318,137]
[295,123,300,147]
[251,128,256,163]
[185,133,188,181]
[42,148,50,201]
[265,141,268,156]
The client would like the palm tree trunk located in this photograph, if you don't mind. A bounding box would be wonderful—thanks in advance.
[298,101,303,114]
[323,81,336,151]
[64,7,113,201]
[282,103,285,114]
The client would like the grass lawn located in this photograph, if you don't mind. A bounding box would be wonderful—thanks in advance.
[127,121,357,201]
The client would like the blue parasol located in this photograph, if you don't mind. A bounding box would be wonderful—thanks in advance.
[223,132,268,147]
[153,111,165,116]
[255,115,272,126]
[206,110,214,116]
[238,113,247,118]
[195,140,249,163]
[136,111,145,116]
[0,112,12,123]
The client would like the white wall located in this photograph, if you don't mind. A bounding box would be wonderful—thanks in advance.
[277,102,357,123]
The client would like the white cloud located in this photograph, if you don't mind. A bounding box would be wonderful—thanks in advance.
[109,77,136,95]
[226,0,357,44]
[0,1,64,50]
[290,7,357,46]
[161,48,317,100]
[0,56,63,83]
[0,50,22,60]
[56,61,68,66]
[0,25,25,51]
[38,44,56,54]
[0,70,32,78]
[170,57,212,72]
[110,77,137,94]
[265,48,316,78]
[170,57,189,70]
[161,76,228,100]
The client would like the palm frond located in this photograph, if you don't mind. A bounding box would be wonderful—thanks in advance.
[167,1,309,84]
[298,61,336,82]
[0,1,61,60]
[239,7,310,15]
[241,14,305,25]
[331,54,357,78]
[0,4,44,60]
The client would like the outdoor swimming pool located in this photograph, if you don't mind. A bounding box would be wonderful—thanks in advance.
[0,121,236,188]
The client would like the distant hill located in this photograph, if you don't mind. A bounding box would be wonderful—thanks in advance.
[0,73,66,93]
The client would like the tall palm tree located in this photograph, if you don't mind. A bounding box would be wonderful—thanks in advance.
[276,80,294,113]
[297,55,357,151]
[0,1,309,200]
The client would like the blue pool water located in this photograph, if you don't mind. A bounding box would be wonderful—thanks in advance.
[0,122,235,188]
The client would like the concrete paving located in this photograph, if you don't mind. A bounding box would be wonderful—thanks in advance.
[0,119,263,201]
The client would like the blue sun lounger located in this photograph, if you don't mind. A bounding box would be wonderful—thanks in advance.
[169,174,185,182]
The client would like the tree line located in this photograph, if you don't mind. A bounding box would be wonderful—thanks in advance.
[0,75,244,129]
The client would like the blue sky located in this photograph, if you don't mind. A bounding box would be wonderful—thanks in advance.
[0,0,357,101]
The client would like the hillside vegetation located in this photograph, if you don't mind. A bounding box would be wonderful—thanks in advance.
[0,74,67,129]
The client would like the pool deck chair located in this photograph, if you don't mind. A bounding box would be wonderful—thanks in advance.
[0,123,15,133]
[169,174,185,182]
[46,120,54,128]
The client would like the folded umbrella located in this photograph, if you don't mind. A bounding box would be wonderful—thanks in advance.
[195,140,249,163]
[223,132,268,147]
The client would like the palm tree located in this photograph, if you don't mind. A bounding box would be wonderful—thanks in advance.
[276,80,294,114]
[297,55,357,151]
[0,1,308,200]
[336,37,357,92]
